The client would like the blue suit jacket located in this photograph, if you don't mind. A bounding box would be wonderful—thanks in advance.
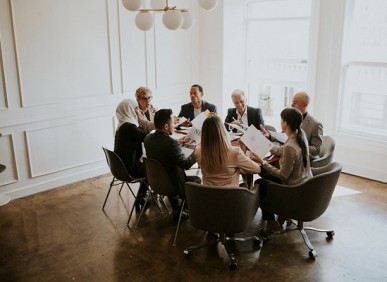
[178,101,217,121]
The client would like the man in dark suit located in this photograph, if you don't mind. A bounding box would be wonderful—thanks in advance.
[178,84,217,122]
[144,109,200,222]
[224,89,265,131]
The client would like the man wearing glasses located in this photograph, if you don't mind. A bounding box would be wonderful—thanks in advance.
[135,86,157,132]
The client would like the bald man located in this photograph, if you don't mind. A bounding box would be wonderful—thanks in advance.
[291,91,323,159]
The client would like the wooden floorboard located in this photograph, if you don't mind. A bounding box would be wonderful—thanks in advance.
[0,172,386,281]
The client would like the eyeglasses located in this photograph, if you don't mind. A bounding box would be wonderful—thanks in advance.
[139,96,153,101]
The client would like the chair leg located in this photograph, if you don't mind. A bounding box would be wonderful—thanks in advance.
[184,231,217,256]
[102,178,115,210]
[172,199,185,246]
[220,234,238,270]
[118,182,125,194]
[125,182,136,198]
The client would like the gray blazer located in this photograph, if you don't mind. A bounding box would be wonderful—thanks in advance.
[302,113,323,159]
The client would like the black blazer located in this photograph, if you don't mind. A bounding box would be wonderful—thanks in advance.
[224,106,265,131]
[144,131,196,195]
[178,101,217,121]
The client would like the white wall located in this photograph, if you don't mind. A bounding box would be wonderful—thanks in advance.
[220,0,386,182]
[0,0,200,199]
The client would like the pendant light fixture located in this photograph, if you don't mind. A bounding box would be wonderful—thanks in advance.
[122,0,218,31]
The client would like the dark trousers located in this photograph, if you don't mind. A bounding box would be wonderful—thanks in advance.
[256,175,281,221]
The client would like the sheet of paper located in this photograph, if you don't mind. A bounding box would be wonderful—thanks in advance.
[185,126,201,145]
[269,131,288,143]
[190,110,210,129]
[240,125,273,158]
[175,116,188,127]
[225,123,246,133]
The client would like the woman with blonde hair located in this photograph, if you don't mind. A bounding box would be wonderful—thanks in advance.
[194,114,261,187]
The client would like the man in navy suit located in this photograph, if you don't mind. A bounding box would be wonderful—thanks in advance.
[224,89,265,131]
[178,84,217,122]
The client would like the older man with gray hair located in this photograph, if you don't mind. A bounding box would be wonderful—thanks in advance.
[224,89,265,131]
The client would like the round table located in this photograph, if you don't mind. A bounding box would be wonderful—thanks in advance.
[0,164,11,206]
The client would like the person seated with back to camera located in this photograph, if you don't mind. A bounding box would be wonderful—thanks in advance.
[224,89,265,132]
[250,107,313,235]
[178,84,217,126]
[194,114,261,188]
[114,99,149,211]
[144,109,201,223]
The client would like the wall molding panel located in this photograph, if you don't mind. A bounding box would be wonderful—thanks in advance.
[0,38,9,111]
[10,0,114,108]
[0,133,19,186]
[0,0,201,199]
[25,115,115,178]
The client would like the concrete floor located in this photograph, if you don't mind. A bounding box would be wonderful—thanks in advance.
[0,172,386,281]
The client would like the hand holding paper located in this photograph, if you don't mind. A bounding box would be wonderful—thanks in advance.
[240,125,273,159]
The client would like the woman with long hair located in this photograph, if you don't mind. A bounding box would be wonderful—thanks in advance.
[251,107,312,233]
[195,114,261,187]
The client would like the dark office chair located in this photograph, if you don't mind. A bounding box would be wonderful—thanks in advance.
[260,162,342,258]
[265,124,277,132]
[129,157,186,246]
[102,147,145,210]
[311,135,336,168]
[183,182,262,270]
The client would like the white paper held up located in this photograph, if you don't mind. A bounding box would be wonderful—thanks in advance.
[240,125,273,158]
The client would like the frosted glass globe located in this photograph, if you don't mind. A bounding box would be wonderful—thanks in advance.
[181,11,194,30]
[197,0,218,11]
[162,10,183,30]
[135,11,154,31]
[122,0,142,11]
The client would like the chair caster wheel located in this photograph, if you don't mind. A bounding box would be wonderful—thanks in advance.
[253,238,262,247]
[228,256,238,270]
[183,249,191,257]
[327,231,334,238]
[309,250,317,259]
[229,262,238,270]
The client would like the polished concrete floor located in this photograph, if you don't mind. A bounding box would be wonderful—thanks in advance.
[1,172,386,281]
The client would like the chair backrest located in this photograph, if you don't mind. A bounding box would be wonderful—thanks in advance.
[185,182,260,234]
[261,162,343,222]
[265,124,277,132]
[143,157,176,197]
[102,147,134,182]
[311,135,335,168]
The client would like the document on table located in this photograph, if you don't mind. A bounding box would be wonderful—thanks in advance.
[225,123,245,133]
[240,125,273,158]
[269,131,288,143]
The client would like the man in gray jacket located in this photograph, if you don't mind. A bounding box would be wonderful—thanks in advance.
[291,91,323,159]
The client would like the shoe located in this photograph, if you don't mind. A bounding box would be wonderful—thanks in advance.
[266,220,282,234]
[172,210,189,224]
[277,216,292,229]
[259,220,281,237]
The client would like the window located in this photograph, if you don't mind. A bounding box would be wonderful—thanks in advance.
[245,0,314,128]
[339,0,387,141]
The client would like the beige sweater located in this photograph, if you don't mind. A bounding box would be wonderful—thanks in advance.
[195,146,261,187]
